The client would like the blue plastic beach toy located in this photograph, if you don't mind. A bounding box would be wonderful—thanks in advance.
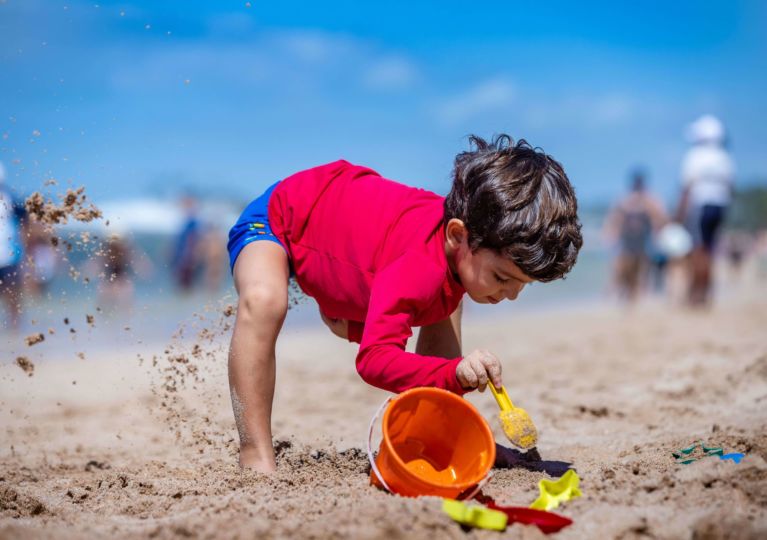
[719,453,745,464]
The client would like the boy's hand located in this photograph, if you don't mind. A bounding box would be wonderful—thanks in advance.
[319,309,349,340]
[456,349,502,392]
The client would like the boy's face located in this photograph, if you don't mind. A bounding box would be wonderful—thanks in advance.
[446,219,535,304]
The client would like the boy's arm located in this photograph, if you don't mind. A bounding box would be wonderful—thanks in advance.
[415,300,462,358]
[354,253,466,395]
[345,300,463,349]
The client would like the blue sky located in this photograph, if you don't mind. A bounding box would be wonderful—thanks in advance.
[1,0,765,207]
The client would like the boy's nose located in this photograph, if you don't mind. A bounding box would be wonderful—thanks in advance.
[504,282,525,301]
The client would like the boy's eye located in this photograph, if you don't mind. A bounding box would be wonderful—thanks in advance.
[494,273,509,284]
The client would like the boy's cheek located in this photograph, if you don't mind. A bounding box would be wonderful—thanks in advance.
[465,290,489,304]
[463,289,479,302]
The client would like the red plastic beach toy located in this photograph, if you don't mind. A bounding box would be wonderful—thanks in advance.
[478,495,573,534]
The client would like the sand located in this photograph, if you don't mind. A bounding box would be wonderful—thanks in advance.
[1,286,766,539]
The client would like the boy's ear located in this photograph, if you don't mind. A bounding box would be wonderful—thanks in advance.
[446,218,468,248]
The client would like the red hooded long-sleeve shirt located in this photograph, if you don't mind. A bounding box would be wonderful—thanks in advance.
[268,160,467,394]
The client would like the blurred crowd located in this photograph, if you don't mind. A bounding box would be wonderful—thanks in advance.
[0,166,229,331]
[603,114,767,308]
[3,114,766,331]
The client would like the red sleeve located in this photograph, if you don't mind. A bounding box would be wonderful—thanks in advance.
[355,252,466,395]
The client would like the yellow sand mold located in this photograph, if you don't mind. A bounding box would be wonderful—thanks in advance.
[530,469,582,511]
[442,499,508,531]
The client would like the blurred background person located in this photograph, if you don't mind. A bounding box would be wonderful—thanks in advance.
[171,193,202,293]
[199,222,227,293]
[655,221,694,306]
[603,168,667,303]
[0,161,27,331]
[24,221,60,298]
[675,115,736,307]
[722,229,751,283]
[98,233,134,306]
[87,232,152,308]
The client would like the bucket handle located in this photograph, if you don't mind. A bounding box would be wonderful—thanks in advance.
[460,470,494,500]
[366,394,494,500]
[367,395,394,493]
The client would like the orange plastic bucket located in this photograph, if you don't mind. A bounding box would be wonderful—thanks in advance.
[368,387,496,499]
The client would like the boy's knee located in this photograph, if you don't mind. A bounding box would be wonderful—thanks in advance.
[237,283,288,325]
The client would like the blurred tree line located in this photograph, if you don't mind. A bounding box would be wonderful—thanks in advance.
[728,181,767,231]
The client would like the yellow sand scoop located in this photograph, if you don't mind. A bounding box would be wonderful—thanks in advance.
[488,384,538,450]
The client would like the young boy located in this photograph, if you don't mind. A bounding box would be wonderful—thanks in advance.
[227,135,582,472]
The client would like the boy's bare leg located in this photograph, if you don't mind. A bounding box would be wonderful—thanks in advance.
[415,301,462,358]
[229,241,290,472]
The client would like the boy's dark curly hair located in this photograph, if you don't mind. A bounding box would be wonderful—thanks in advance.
[444,134,583,282]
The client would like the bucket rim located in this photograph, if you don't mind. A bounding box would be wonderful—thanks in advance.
[381,386,496,490]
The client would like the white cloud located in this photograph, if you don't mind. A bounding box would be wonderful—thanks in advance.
[362,56,419,91]
[274,30,358,65]
[433,77,516,125]
[592,94,634,125]
[109,30,416,96]
[522,93,644,130]
[109,43,270,91]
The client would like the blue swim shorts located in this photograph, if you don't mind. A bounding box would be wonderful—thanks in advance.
[227,181,287,272]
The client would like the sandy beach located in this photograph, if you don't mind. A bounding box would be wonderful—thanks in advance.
[1,281,766,539]
[3,0,767,537]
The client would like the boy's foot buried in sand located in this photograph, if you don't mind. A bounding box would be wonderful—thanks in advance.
[239,446,277,473]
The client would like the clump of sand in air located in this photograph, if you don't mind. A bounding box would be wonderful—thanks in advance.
[16,356,35,377]
[25,333,45,346]
[25,186,102,226]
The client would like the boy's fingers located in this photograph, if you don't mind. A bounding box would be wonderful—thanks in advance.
[461,368,478,388]
[484,358,503,388]
[477,353,502,387]
[456,357,472,388]
[472,358,489,391]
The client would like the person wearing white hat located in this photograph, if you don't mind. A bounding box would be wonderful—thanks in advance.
[0,161,28,330]
[676,115,735,306]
